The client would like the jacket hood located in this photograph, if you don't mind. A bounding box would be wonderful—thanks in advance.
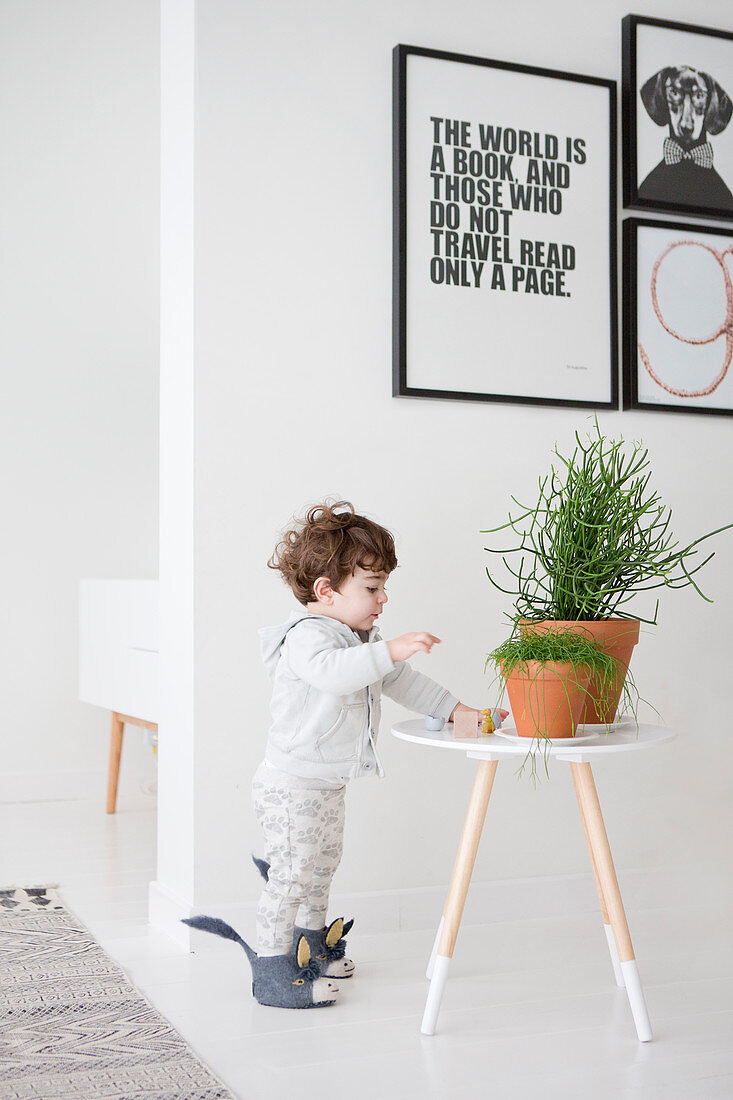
[259,612,310,679]
[258,611,377,680]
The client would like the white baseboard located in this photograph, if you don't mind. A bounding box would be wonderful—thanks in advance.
[148,879,196,950]
[154,863,731,954]
[0,766,156,805]
[0,770,108,804]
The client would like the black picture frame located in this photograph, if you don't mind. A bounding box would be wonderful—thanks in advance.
[623,216,733,416]
[622,14,733,220]
[392,44,618,409]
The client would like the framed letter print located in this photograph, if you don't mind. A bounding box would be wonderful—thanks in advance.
[623,15,733,219]
[623,217,733,415]
[392,44,617,408]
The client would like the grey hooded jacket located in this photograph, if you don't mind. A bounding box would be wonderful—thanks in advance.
[259,611,459,780]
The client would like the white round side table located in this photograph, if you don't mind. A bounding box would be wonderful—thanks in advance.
[391,718,676,1041]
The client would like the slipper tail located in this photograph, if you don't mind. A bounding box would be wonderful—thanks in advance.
[182,915,257,966]
[252,854,270,882]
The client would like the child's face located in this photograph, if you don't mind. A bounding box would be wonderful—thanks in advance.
[315,566,389,631]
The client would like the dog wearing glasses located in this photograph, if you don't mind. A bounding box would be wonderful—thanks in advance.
[638,65,733,211]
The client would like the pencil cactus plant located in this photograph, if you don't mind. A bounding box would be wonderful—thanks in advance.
[482,419,731,626]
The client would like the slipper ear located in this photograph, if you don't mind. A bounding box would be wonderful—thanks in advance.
[325,917,344,947]
[296,935,311,969]
[342,918,354,936]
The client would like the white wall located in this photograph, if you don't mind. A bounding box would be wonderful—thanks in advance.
[182,0,733,915]
[0,1,159,801]
[4,0,730,930]
[154,0,196,935]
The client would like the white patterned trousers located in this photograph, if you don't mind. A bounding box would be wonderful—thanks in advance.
[252,774,346,954]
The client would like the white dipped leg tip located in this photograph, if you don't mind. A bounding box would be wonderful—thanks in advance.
[621,959,652,1042]
[421,954,451,1035]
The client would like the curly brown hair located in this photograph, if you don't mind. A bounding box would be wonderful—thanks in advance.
[268,500,398,606]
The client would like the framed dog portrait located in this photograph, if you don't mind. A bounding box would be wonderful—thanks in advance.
[623,15,733,219]
[623,217,733,415]
[393,44,618,408]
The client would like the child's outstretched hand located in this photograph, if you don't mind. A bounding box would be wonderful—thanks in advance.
[449,703,510,722]
[387,632,441,662]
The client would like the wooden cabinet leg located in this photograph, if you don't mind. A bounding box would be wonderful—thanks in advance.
[422,759,498,1035]
[106,713,125,814]
[570,761,652,1042]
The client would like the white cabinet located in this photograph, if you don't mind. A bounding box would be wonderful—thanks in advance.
[79,579,159,722]
[79,580,159,812]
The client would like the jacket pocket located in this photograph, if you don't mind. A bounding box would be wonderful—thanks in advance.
[315,702,366,763]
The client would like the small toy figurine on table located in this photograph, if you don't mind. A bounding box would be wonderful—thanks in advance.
[426,708,504,737]
[480,708,500,734]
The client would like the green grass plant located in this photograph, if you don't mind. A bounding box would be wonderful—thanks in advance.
[482,419,732,624]
[486,627,628,783]
[488,627,618,685]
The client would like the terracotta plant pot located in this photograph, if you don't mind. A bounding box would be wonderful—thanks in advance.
[502,660,590,738]
[519,619,640,724]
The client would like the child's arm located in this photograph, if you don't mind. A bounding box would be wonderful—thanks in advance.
[283,623,491,720]
[284,621,394,695]
[383,636,508,723]
[381,633,459,719]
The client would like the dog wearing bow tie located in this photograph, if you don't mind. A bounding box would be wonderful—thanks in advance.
[638,66,733,211]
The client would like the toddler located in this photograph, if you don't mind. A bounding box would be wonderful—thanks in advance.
[252,500,483,1008]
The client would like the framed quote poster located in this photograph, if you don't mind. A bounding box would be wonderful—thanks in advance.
[622,15,733,220]
[623,217,733,415]
[392,44,618,408]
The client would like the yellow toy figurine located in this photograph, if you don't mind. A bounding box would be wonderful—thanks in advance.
[453,706,505,738]
[481,707,504,735]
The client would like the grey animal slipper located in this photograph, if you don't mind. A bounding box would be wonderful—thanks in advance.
[182,915,340,1009]
[294,918,355,979]
[252,855,356,978]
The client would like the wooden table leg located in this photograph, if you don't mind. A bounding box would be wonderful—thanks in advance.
[570,765,625,988]
[106,713,125,814]
[570,761,652,1042]
[422,759,498,1035]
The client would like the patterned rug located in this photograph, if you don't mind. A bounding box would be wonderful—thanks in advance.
[0,887,235,1099]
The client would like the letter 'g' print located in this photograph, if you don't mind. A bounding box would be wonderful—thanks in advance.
[639,239,733,397]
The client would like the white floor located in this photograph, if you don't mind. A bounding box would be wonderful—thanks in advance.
[3,794,733,1100]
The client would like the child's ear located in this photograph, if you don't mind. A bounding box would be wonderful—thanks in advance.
[312,576,335,604]
[325,918,344,947]
[296,935,311,968]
